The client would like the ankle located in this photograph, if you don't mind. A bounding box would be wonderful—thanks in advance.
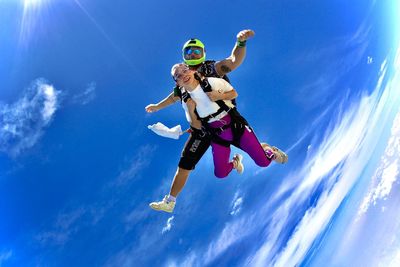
[167,195,176,202]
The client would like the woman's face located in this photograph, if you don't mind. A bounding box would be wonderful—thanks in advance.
[173,64,195,87]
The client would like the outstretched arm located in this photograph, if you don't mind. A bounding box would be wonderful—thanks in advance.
[214,29,255,76]
[145,91,180,113]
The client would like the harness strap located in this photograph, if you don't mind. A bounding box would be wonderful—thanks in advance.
[178,73,245,147]
[201,108,249,148]
[190,126,209,138]
[193,73,232,123]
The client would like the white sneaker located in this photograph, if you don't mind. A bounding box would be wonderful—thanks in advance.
[149,196,175,213]
[261,143,288,164]
[232,154,244,174]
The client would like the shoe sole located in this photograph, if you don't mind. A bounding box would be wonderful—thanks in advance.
[149,203,174,213]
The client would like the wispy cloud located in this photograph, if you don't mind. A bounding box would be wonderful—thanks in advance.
[35,203,109,247]
[292,16,372,108]
[0,78,60,157]
[203,216,254,265]
[165,214,257,267]
[105,214,178,267]
[71,82,96,105]
[35,208,87,246]
[0,250,13,265]
[230,191,243,216]
[115,144,157,185]
[162,216,175,234]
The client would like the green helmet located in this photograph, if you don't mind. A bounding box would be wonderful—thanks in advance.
[182,38,206,66]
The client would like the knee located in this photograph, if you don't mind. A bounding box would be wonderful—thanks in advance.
[214,169,229,179]
[255,158,271,168]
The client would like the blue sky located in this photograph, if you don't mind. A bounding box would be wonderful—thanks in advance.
[1,0,400,266]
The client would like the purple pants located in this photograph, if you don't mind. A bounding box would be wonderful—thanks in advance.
[209,114,271,178]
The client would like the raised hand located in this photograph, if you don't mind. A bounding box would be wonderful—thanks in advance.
[237,29,255,41]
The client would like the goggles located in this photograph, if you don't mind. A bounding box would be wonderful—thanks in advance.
[184,47,203,56]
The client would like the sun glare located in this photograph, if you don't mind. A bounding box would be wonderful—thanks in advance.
[19,0,49,47]
[24,0,42,8]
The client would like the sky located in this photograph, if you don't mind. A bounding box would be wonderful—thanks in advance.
[1,0,400,266]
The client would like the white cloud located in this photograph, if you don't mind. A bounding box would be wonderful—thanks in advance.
[387,249,400,267]
[374,161,399,201]
[0,78,60,157]
[162,216,174,234]
[358,110,400,216]
[71,82,96,105]
[230,191,243,216]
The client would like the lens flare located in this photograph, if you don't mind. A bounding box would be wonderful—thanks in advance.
[24,0,42,7]
[19,0,50,47]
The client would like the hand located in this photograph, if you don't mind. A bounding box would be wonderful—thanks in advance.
[237,29,255,41]
[145,104,159,113]
[186,98,197,111]
[206,89,223,101]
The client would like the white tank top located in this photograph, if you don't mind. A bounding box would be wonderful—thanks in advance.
[182,77,234,119]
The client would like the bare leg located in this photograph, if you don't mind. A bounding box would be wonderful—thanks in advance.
[169,167,191,197]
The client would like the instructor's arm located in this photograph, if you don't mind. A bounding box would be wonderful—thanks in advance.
[214,29,255,76]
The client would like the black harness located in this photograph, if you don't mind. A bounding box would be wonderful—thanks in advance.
[191,74,249,148]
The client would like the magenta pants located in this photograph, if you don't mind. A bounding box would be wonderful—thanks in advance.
[209,114,272,178]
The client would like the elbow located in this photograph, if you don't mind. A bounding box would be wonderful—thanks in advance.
[232,90,238,99]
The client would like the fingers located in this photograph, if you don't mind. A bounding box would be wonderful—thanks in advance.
[145,104,156,113]
[206,92,218,101]
[237,29,255,41]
